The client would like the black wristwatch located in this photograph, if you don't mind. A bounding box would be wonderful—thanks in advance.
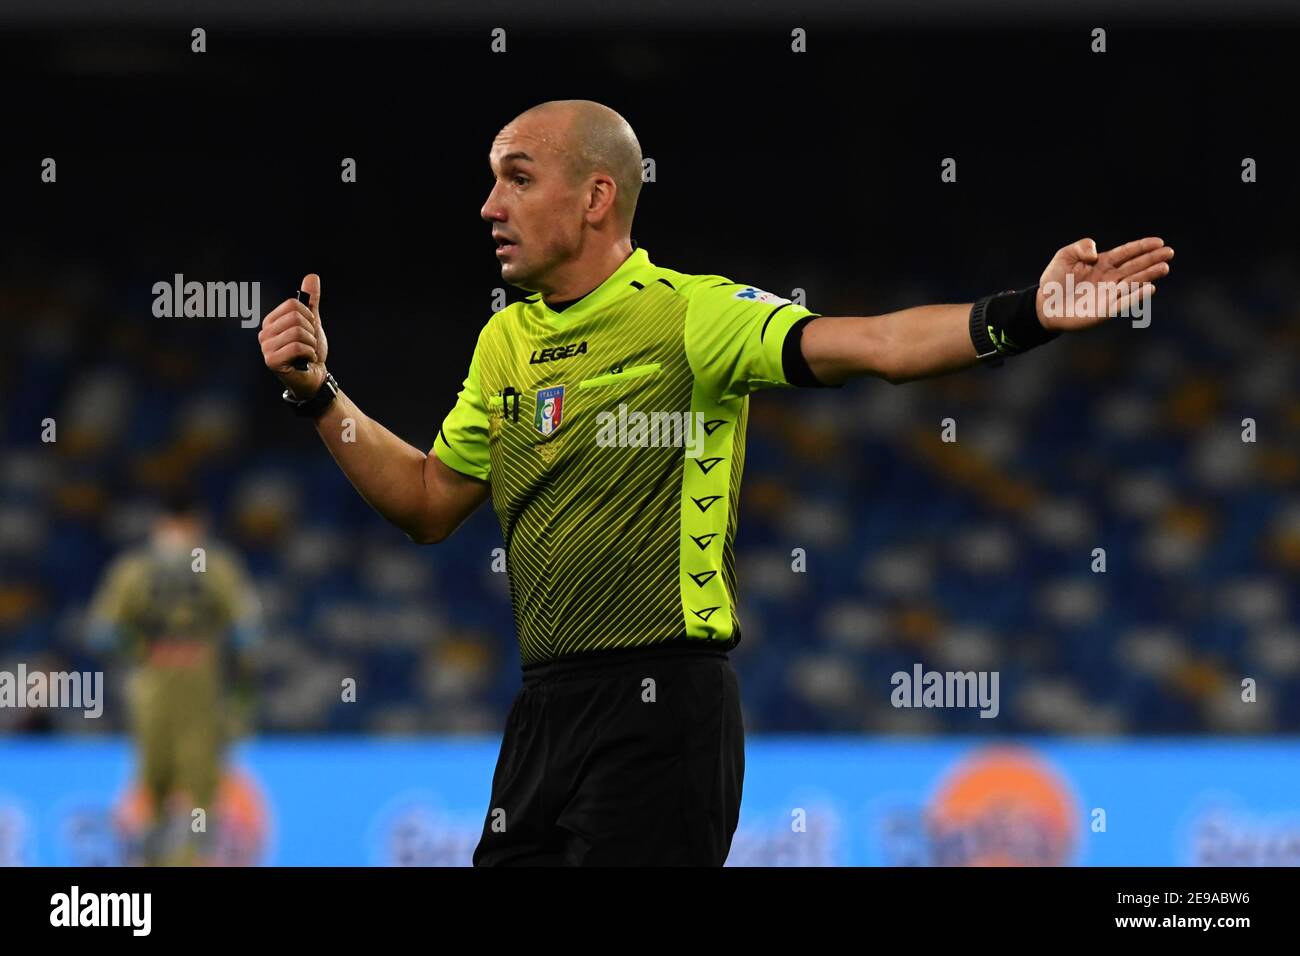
[969,295,1004,368]
[282,371,341,418]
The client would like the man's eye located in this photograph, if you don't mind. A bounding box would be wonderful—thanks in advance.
[514,175,529,186]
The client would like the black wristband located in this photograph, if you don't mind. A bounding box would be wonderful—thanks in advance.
[782,314,841,388]
[970,286,1058,366]
[282,371,340,418]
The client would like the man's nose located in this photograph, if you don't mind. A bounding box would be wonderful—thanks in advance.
[481,183,506,222]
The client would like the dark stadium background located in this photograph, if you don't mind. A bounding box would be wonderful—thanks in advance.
[2,10,1298,747]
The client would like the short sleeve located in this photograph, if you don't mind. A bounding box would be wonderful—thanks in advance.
[684,281,821,402]
[209,548,264,649]
[85,554,143,649]
[433,341,491,481]
[88,555,138,624]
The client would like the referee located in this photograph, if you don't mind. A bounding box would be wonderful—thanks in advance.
[258,99,1173,866]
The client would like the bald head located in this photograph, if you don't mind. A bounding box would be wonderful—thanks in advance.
[483,100,642,297]
[513,99,643,227]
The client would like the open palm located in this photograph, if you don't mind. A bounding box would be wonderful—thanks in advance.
[1036,236,1175,331]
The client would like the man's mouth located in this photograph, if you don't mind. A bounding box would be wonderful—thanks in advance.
[494,235,518,256]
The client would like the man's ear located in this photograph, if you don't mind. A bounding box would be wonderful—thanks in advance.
[586,173,618,222]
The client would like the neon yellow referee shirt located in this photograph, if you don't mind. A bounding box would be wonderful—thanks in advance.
[436,246,821,664]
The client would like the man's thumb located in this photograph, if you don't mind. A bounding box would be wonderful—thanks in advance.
[1074,238,1098,261]
[300,273,322,312]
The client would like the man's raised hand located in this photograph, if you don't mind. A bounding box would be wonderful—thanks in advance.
[259,273,329,397]
[1036,237,1175,331]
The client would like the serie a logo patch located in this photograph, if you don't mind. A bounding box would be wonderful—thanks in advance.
[733,286,790,306]
[534,385,565,436]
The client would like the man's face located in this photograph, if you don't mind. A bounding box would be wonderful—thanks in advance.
[152,515,203,556]
[481,115,586,291]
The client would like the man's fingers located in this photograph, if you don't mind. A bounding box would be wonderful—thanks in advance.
[260,299,298,326]
[1116,246,1175,278]
[258,309,315,341]
[1106,236,1165,267]
[261,297,314,328]
[261,309,314,334]
[262,325,317,356]
[1123,261,1173,286]
[268,341,318,368]
[1112,281,1156,314]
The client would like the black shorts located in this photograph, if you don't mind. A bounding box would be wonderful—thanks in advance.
[472,640,745,866]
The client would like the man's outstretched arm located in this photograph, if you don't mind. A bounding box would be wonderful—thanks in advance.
[309,392,490,544]
[259,273,490,544]
[801,236,1175,386]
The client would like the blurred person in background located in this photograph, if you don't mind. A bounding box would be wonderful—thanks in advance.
[86,487,263,865]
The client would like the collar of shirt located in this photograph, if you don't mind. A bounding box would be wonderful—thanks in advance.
[525,244,655,321]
